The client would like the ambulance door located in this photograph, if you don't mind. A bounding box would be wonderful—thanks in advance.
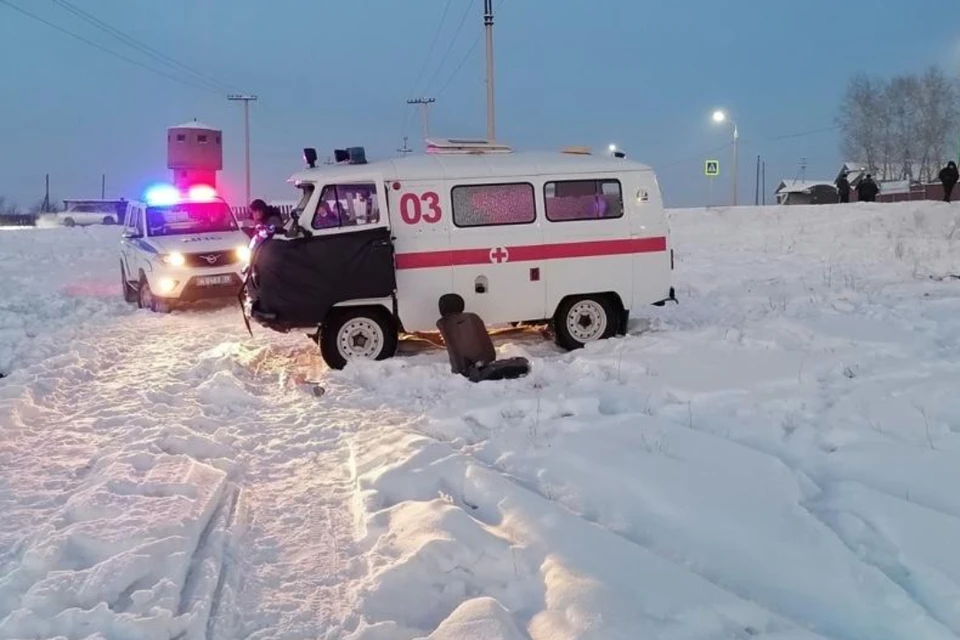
[540,175,634,316]
[447,180,546,325]
[627,170,672,307]
[386,179,453,332]
[301,174,398,307]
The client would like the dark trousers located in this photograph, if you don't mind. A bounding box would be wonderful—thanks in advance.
[945,182,956,203]
[839,192,850,203]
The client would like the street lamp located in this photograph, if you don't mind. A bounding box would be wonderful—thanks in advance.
[712,110,739,207]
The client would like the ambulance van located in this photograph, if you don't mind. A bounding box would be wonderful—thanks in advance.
[243,139,675,369]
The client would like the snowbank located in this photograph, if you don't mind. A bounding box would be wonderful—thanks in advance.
[0,225,130,374]
[2,201,960,638]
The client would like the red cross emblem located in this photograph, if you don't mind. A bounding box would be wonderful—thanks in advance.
[489,246,509,263]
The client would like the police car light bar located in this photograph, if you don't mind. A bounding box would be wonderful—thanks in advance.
[143,183,218,206]
[144,184,180,206]
[188,185,217,201]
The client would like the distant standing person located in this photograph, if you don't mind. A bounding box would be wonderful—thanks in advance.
[835,171,851,203]
[858,174,879,202]
[939,161,959,203]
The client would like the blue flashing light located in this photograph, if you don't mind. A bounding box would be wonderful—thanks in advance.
[144,184,180,206]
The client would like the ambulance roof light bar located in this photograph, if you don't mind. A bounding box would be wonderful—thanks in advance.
[425,138,513,155]
[334,147,368,165]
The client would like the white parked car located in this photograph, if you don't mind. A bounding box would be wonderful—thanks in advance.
[119,185,250,312]
[37,199,129,227]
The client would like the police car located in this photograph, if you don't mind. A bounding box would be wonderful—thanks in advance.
[119,184,251,312]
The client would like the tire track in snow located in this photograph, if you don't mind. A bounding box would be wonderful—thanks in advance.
[1,310,385,638]
[390,418,815,638]
[798,481,960,637]
[657,396,960,639]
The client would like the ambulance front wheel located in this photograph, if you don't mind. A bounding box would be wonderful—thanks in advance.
[553,294,620,351]
[318,307,398,370]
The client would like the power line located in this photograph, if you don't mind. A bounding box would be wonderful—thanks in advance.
[49,0,241,94]
[420,0,477,95]
[435,30,482,97]
[658,123,840,172]
[0,0,217,94]
[407,0,454,97]
[766,124,839,142]
[400,0,454,136]
[435,0,505,98]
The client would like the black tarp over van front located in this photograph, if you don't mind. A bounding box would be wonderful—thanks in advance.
[246,226,397,328]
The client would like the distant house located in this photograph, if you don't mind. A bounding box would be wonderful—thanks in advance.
[775,180,839,205]
[836,161,950,202]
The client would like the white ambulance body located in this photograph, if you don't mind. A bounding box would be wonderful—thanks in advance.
[254,139,674,368]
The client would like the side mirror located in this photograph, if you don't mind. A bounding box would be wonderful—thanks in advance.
[122,229,142,239]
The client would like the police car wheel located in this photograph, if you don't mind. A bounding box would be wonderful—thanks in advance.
[554,295,618,351]
[319,308,398,370]
[138,277,171,314]
[120,263,137,304]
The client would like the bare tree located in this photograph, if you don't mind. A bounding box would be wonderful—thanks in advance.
[838,73,884,174]
[0,197,20,217]
[838,66,960,182]
[917,66,959,179]
[886,75,922,180]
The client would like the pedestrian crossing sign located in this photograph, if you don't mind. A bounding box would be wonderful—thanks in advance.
[705,160,720,177]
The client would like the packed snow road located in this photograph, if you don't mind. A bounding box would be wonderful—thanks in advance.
[3,202,960,639]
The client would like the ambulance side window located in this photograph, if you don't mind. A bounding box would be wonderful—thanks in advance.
[312,183,381,229]
[544,179,624,222]
[450,183,536,228]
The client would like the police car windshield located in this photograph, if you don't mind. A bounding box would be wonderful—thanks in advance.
[145,201,237,237]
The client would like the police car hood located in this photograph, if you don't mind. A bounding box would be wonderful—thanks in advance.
[150,232,248,254]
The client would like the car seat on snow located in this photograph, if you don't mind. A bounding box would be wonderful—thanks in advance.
[435,293,530,382]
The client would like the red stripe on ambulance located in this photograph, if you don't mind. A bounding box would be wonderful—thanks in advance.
[395,236,667,270]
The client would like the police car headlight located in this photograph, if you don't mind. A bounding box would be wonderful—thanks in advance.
[161,252,186,267]
[157,278,178,294]
[235,245,252,263]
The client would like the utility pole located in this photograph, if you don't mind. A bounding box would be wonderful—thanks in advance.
[762,161,766,206]
[755,155,760,206]
[101,174,106,200]
[42,174,51,212]
[397,136,413,156]
[732,124,739,206]
[407,97,436,146]
[228,94,258,205]
[484,0,496,141]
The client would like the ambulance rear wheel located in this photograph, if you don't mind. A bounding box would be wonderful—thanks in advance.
[319,307,398,370]
[554,295,618,351]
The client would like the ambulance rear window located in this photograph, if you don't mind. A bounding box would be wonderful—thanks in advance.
[451,183,536,228]
[544,179,624,222]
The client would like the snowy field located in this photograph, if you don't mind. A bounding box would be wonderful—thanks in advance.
[2,201,960,639]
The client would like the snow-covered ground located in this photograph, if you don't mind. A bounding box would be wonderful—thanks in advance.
[3,201,960,639]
